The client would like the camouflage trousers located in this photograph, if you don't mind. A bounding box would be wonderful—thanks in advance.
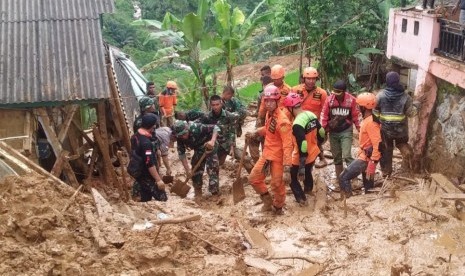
[132,177,168,202]
[191,146,220,195]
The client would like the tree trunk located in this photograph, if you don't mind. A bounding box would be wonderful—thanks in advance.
[299,26,307,76]
[198,66,209,109]
[212,73,218,95]
[226,61,233,87]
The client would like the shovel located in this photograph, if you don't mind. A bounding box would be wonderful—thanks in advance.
[171,151,208,198]
[233,138,249,204]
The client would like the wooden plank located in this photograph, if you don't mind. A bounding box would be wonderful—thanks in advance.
[431,173,463,194]
[0,141,75,191]
[117,150,130,201]
[83,207,109,253]
[92,126,117,187]
[22,111,32,155]
[51,150,68,177]
[90,188,125,247]
[244,256,282,275]
[35,108,62,157]
[63,158,80,188]
[440,194,465,200]
[106,61,132,152]
[0,146,33,173]
[91,188,115,220]
[58,105,79,143]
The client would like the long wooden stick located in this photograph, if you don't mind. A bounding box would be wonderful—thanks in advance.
[185,229,239,256]
[409,205,449,222]
[267,255,322,264]
[150,214,201,225]
[61,185,83,212]
[392,176,418,184]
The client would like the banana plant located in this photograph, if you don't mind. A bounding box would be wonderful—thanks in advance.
[210,0,274,85]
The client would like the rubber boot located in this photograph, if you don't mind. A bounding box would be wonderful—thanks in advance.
[194,186,203,201]
[260,192,273,212]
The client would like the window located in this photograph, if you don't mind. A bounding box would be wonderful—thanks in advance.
[414,21,419,35]
[402,18,407,33]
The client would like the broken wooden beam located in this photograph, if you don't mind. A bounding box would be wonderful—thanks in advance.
[83,207,109,253]
[244,256,281,274]
[431,173,463,194]
[440,194,465,200]
[409,205,449,222]
[391,176,418,185]
[151,214,201,225]
[0,141,75,190]
[61,185,83,212]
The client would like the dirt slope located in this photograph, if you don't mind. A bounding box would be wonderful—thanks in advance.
[1,115,465,275]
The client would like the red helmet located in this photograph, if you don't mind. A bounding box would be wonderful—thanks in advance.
[283,92,302,108]
[263,85,281,100]
[356,92,376,109]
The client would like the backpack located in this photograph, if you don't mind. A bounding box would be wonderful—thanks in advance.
[127,134,144,179]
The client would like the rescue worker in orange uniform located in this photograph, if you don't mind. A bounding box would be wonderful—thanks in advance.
[339,92,381,197]
[283,93,326,206]
[246,85,293,215]
[292,67,328,168]
[159,81,178,127]
[257,64,292,122]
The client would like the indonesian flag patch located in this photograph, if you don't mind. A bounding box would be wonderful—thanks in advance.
[145,150,151,156]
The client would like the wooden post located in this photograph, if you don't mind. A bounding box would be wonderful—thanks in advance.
[58,105,79,143]
[35,108,62,157]
[51,150,68,177]
[36,108,80,187]
[92,125,118,188]
[22,110,32,155]
[117,150,130,201]
[106,60,132,152]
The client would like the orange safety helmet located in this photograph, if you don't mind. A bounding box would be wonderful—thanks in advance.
[356,92,377,109]
[263,85,281,100]
[166,80,178,89]
[270,64,285,79]
[303,67,319,78]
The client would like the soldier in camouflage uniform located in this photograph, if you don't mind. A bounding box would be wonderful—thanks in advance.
[146,81,161,117]
[199,94,239,165]
[172,120,221,198]
[222,85,247,137]
[174,109,206,122]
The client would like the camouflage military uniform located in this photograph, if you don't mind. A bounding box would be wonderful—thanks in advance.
[223,97,247,137]
[199,109,238,165]
[177,122,221,194]
[186,109,206,122]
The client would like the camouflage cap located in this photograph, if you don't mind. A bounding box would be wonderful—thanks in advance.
[139,96,155,111]
[172,120,189,137]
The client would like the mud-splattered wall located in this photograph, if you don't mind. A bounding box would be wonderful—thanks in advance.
[426,81,465,183]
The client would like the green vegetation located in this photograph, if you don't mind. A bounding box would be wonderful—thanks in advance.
[102,0,414,110]
[238,70,300,102]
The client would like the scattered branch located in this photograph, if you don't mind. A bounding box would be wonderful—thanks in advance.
[409,205,449,222]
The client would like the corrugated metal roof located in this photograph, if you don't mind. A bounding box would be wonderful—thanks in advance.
[0,0,115,107]
[0,0,115,22]
[110,46,148,133]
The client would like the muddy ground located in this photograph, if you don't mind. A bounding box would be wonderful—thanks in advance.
[1,115,465,276]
